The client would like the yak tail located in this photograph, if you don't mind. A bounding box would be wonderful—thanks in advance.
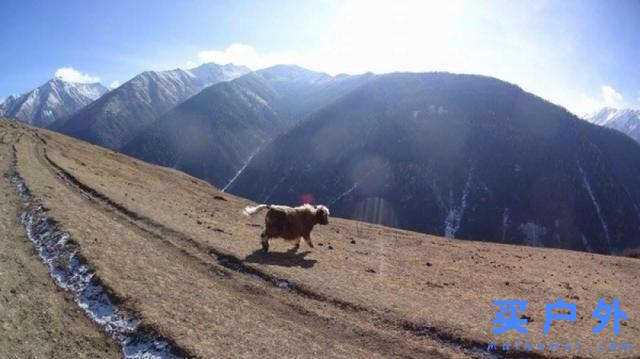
[243,204,270,216]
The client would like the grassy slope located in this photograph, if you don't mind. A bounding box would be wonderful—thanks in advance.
[2,118,640,358]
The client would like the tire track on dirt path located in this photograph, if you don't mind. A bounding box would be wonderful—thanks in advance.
[0,128,121,359]
[22,134,551,359]
[7,139,192,359]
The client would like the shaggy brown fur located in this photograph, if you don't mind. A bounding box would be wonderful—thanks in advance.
[243,204,330,252]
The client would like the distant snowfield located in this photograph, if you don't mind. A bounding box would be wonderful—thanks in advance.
[222,146,261,192]
[586,107,640,143]
[0,79,108,127]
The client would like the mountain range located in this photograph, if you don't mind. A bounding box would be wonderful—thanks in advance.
[0,78,108,127]
[54,63,250,149]
[121,65,374,188]
[4,63,640,255]
[227,72,640,255]
[586,107,640,144]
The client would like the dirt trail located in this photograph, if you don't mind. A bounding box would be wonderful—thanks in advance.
[0,127,121,359]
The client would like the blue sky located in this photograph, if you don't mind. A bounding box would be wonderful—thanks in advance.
[1,0,638,115]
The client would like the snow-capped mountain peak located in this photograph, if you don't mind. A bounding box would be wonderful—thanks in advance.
[0,78,108,127]
[586,107,640,143]
[57,62,251,150]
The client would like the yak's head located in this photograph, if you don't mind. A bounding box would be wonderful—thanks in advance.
[315,205,330,225]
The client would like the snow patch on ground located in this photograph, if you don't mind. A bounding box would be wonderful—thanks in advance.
[581,234,593,252]
[263,175,287,203]
[501,208,510,242]
[443,168,473,238]
[70,82,108,100]
[518,222,546,247]
[577,162,611,252]
[428,104,448,115]
[330,182,361,205]
[11,174,185,359]
[276,279,291,290]
[222,146,261,192]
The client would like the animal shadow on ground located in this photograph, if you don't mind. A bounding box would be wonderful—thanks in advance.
[244,249,317,269]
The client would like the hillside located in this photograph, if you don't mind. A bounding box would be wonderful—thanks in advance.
[0,78,108,127]
[121,65,374,189]
[56,63,250,150]
[1,118,639,358]
[229,72,640,255]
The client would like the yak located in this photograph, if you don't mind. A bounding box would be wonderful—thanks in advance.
[243,203,330,252]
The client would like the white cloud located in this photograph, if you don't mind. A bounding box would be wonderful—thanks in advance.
[601,85,623,107]
[573,94,604,117]
[54,67,101,83]
[572,85,626,117]
[109,81,120,89]
[195,43,301,70]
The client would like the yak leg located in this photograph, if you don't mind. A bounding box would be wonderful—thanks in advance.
[288,238,301,253]
[261,231,269,252]
[303,233,314,248]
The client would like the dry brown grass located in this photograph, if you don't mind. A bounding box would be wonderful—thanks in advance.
[2,118,640,358]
